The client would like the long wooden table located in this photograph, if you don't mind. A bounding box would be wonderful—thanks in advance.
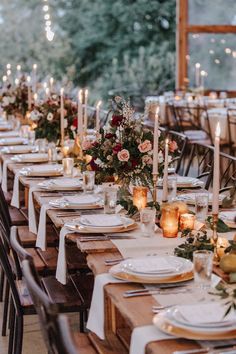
[3,159,225,354]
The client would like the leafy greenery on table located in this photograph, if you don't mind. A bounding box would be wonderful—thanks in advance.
[174,231,214,261]
[206,216,230,233]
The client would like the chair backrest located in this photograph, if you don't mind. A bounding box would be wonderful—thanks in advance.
[166,130,188,174]
[0,185,11,234]
[219,152,236,189]
[0,226,23,316]
[227,108,236,151]
[184,142,214,190]
[22,259,68,354]
[57,315,81,354]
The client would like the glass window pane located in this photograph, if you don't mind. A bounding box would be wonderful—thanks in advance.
[188,33,236,90]
[189,0,236,25]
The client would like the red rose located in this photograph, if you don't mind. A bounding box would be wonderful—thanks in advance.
[131,159,138,168]
[72,117,78,128]
[111,114,123,127]
[105,133,115,139]
[113,143,122,154]
[92,141,99,147]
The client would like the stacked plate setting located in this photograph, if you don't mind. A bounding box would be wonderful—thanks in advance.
[20,164,63,177]
[49,195,102,209]
[65,214,137,234]
[153,302,236,340]
[109,255,193,284]
[38,178,82,191]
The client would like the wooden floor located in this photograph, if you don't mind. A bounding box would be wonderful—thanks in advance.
[0,302,81,354]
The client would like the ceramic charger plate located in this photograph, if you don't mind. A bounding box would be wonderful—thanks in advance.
[153,310,236,340]
[20,164,63,177]
[38,178,82,191]
[109,256,193,284]
[1,145,35,154]
[11,153,49,163]
[65,216,137,234]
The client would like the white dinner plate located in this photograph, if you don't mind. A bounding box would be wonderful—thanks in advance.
[20,164,63,177]
[1,145,36,154]
[118,256,192,279]
[0,137,27,146]
[38,178,82,191]
[11,153,49,163]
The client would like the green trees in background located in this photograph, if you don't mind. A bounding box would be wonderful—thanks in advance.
[0,0,176,106]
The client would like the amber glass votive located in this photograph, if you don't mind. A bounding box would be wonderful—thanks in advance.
[179,213,196,231]
[160,206,179,238]
[133,186,148,210]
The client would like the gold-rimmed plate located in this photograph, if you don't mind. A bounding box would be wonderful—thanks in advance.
[153,312,236,340]
[65,219,138,234]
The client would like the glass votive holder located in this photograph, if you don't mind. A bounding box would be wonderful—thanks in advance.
[48,143,58,163]
[104,186,118,214]
[193,250,213,290]
[82,171,95,193]
[20,125,30,138]
[62,158,74,177]
[28,130,35,145]
[195,193,209,222]
[140,208,156,237]
[37,138,47,153]
[133,186,148,210]
[160,206,179,238]
[179,213,196,231]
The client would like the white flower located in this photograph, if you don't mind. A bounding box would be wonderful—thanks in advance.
[70,125,76,131]
[158,151,164,163]
[94,158,105,168]
[9,96,15,104]
[30,110,41,121]
[47,112,54,121]
[2,96,10,107]
[107,155,113,161]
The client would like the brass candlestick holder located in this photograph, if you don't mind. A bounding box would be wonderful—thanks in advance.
[212,213,220,264]
[152,173,158,204]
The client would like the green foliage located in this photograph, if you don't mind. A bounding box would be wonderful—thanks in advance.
[174,231,214,261]
[206,216,231,233]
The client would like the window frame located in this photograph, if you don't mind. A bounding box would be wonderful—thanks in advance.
[176,0,236,94]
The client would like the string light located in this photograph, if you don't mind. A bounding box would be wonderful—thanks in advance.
[42,0,55,42]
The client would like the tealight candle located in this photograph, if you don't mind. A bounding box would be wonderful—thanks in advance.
[62,158,74,177]
[133,186,148,210]
[160,206,179,238]
[179,213,196,231]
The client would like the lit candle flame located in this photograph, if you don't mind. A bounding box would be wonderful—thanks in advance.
[96,100,102,109]
[155,107,159,117]
[33,64,37,70]
[216,122,221,138]
[27,76,31,83]
[195,63,201,68]
[60,87,64,95]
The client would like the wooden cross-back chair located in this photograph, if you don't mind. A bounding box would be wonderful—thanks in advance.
[227,108,236,156]
[172,105,213,145]
[218,152,236,192]
[22,259,97,354]
[184,143,214,190]
[166,130,188,175]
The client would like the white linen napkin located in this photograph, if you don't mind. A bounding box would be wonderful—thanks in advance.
[87,273,126,340]
[28,185,41,234]
[130,325,175,354]
[56,227,74,285]
[11,171,21,208]
[35,204,51,251]
[64,195,99,205]
[1,159,11,192]
[80,214,123,227]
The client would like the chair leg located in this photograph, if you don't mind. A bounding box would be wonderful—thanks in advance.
[79,311,84,332]
[13,315,23,354]
[0,267,5,302]
[2,280,10,336]
[8,299,15,354]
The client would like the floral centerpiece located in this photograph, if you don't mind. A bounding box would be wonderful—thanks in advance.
[84,96,178,196]
[0,83,17,116]
[30,94,78,143]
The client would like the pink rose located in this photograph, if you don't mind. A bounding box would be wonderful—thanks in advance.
[117,149,130,162]
[142,155,153,165]
[82,140,92,150]
[138,140,152,153]
[169,140,178,152]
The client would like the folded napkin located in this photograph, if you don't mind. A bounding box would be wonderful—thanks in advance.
[64,195,99,205]
[50,178,81,187]
[177,302,236,325]
[56,227,74,285]
[123,257,176,274]
[28,185,41,234]
[22,164,62,175]
[35,204,51,251]
[1,159,11,192]
[87,273,126,339]
[130,325,175,354]
[220,211,236,221]
[0,137,26,145]
[80,214,122,227]
[12,153,48,162]
[11,171,20,208]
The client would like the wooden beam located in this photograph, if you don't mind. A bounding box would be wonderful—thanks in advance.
[176,0,188,90]
[187,25,236,33]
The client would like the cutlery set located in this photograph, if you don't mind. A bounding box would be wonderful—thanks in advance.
[123,284,189,298]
